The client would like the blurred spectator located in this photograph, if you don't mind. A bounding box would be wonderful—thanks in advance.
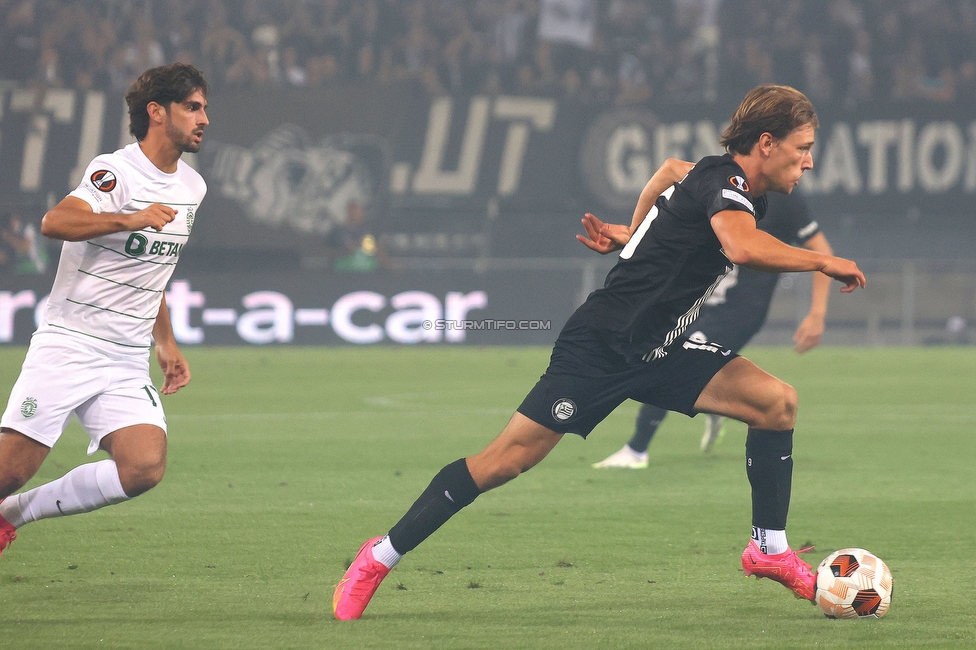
[586,63,616,105]
[305,0,353,82]
[490,0,532,87]
[78,16,118,88]
[674,0,721,101]
[124,19,167,78]
[2,0,976,108]
[844,29,873,108]
[1,213,48,275]
[247,7,282,83]
[0,1,41,83]
[801,34,833,102]
[281,47,308,86]
[514,62,537,95]
[957,59,976,105]
[767,0,804,90]
[530,41,560,95]
[893,35,953,102]
[326,201,387,273]
[156,0,199,63]
[721,36,773,101]
[560,66,582,98]
[198,1,247,86]
[615,51,651,105]
[36,46,61,87]
[869,6,901,101]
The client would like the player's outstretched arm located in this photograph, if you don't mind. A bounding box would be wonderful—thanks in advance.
[818,257,866,293]
[576,213,631,254]
[793,232,832,353]
[41,196,176,242]
[577,158,694,254]
[153,296,191,395]
[711,210,866,292]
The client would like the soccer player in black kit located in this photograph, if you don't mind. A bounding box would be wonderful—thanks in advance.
[591,190,833,468]
[333,85,866,620]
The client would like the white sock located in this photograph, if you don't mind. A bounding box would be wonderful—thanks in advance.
[0,460,130,529]
[752,527,789,555]
[371,535,402,569]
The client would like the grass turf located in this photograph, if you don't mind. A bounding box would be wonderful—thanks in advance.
[0,346,973,649]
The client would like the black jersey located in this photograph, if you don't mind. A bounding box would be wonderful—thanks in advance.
[574,154,767,360]
[691,191,819,350]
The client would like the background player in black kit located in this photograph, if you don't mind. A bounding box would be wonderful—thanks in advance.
[591,191,834,468]
[333,85,866,620]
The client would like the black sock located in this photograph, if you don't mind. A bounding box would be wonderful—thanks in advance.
[628,403,667,453]
[387,458,481,554]
[745,428,794,530]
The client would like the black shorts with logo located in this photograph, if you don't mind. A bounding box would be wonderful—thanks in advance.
[517,316,738,437]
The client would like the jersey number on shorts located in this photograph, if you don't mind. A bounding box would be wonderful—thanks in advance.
[142,385,160,407]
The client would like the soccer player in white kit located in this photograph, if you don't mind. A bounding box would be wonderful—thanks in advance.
[0,63,209,558]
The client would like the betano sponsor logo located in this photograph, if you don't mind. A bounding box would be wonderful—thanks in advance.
[124,233,183,257]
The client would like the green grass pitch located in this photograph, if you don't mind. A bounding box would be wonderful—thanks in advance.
[0,345,974,649]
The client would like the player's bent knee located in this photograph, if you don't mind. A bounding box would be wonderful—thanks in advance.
[767,382,798,430]
[121,471,164,498]
[782,382,798,418]
[118,458,166,497]
[0,429,49,496]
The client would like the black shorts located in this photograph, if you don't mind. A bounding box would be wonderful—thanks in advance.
[686,309,759,353]
[517,320,738,437]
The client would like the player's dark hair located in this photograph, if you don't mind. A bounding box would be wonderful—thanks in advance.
[720,85,818,156]
[125,63,209,141]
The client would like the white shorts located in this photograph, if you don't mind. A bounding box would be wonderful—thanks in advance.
[1,334,167,455]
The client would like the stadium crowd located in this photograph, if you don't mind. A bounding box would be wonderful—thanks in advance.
[1,0,974,108]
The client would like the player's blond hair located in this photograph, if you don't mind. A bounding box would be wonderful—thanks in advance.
[720,85,818,156]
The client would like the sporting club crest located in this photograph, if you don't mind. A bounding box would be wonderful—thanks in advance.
[20,397,37,418]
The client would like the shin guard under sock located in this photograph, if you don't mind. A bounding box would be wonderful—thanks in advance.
[0,460,129,528]
[745,428,794,531]
[388,458,481,554]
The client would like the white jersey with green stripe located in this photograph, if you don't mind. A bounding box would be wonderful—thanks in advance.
[36,142,206,353]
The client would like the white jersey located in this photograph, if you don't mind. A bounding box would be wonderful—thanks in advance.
[36,142,206,353]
